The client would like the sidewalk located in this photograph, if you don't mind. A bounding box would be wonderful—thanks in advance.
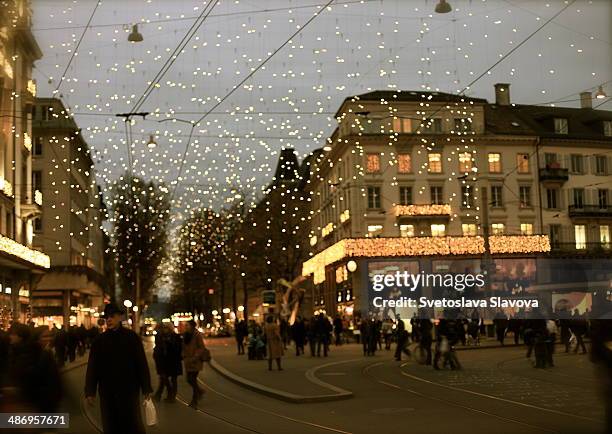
[206,335,540,403]
[207,338,358,403]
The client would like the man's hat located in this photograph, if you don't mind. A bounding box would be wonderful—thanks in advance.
[103,302,123,317]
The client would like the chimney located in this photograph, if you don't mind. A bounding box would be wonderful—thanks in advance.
[494,83,511,106]
[579,91,592,109]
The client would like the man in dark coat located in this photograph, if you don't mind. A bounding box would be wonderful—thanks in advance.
[153,323,183,402]
[85,302,152,434]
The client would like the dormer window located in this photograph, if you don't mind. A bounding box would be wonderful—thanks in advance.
[554,117,568,134]
[604,120,612,137]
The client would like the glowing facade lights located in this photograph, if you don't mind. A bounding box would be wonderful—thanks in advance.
[0,234,51,268]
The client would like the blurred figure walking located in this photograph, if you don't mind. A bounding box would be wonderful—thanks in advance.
[264,315,284,371]
[182,320,207,409]
[153,323,183,403]
[85,303,152,433]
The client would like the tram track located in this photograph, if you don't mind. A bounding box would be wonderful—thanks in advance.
[362,361,559,433]
[194,371,353,434]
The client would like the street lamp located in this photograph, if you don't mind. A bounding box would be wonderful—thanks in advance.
[123,299,133,321]
[128,24,143,42]
[133,305,139,312]
[147,134,157,149]
[435,0,452,14]
[595,85,607,99]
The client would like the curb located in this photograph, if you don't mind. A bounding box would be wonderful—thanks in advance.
[209,358,354,403]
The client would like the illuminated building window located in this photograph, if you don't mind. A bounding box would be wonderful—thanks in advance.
[458,152,473,173]
[600,225,610,248]
[520,223,533,235]
[461,186,473,208]
[392,118,413,133]
[430,186,443,205]
[367,186,381,209]
[367,225,383,237]
[574,225,586,249]
[519,186,531,208]
[517,153,530,173]
[488,153,502,173]
[428,153,442,173]
[399,186,412,206]
[400,224,414,237]
[366,154,381,173]
[431,224,446,237]
[604,121,612,137]
[462,224,477,236]
[397,154,412,173]
[492,223,505,235]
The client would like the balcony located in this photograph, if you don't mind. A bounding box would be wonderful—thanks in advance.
[568,204,612,218]
[550,242,611,255]
[539,166,569,183]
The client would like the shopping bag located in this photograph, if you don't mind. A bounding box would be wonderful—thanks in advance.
[143,398,158,426]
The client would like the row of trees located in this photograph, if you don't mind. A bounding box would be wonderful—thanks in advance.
[109,171,311,318]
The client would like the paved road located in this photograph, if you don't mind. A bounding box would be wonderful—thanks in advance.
[58,340,606,434]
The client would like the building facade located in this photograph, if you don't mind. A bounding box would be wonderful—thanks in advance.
[0,0,50,328]
[302,85,612,321]
[31,97,108,328]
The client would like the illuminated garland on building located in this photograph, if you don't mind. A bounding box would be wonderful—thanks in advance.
[394,204,452,217]
[303,235,550,284]
[0,234,51,268]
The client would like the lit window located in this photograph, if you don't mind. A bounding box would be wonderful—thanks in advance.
[604,121,612,137]
[488,153,502,173]
[491,223,505,235]
[520,223,533,235]
[516,153,529,173]
[574,224,586,249]
[431,224,446,237]
[458,152,473,173]
[400,224,414,237]
[397,154,412,173]
[600,225,610,248]
[428,153,442,173]
[462,224,477,236]
[392,118,413,133]
[554,118,569,134]
[367,225,383,237]
[366,154,381,173]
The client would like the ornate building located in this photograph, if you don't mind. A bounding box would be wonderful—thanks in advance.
[0,0,49,328]
[303,85,611,320]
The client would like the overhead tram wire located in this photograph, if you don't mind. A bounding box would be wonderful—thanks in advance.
[128,0,220,115]
[54,0,101,94]
[357,0,578,182]
[168,0,338,203]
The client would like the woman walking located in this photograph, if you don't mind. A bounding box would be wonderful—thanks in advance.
[264,315,284,371]
[182,320,207,409]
